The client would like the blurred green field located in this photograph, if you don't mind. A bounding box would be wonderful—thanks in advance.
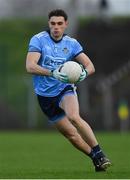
[0,131,130,179]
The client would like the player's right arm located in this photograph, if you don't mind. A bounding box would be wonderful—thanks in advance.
[26,52,69,82]
[26,35,68,82]
[26,52,52,76]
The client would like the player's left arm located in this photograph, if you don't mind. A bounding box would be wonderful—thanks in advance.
[75,52,95,76]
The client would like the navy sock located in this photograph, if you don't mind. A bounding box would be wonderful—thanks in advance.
[92,145,105,158]
[92,144,101,152]
[88,145,105,160]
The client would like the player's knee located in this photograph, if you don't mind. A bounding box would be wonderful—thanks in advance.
[68,113,81,126]
[65,129,79,142]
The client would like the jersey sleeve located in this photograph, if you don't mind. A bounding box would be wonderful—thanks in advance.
[72,40,83,58]
[28,36,42,53]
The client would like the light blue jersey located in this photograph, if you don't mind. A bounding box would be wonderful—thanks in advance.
[28,31,83,97]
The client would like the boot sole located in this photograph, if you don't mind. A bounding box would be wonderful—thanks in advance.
[101,161,111,169]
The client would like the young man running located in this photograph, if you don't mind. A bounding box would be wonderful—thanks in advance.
[26,9,111,172]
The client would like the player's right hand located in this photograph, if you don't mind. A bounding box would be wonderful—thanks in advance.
[52,67,69,83]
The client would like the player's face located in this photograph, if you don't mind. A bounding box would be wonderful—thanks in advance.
[48,16,68,40]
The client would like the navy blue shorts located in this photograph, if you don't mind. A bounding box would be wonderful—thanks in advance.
[37,85,75,123]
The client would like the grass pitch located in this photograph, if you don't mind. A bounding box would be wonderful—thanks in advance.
[0,131,130,179]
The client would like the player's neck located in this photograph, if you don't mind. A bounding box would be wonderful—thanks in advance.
[47,30,64,43]
[51,34,63,41]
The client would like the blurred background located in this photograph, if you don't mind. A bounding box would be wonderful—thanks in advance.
[0,0,130,132]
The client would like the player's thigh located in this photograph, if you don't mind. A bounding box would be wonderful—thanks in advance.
[60,94,80,118]
[54,116,78,137]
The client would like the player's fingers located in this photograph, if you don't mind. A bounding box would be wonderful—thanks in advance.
[59,73,68,77]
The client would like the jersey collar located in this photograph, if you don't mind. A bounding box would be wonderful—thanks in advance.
[46,30,66,43]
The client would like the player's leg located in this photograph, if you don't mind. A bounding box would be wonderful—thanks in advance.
[54,116,92,155]
[37,93,91,155]
[60,94,98,148]
[60,94,111,171]
[37,91,111,171]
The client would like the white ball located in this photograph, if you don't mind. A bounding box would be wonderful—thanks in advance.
[60,61,82,83]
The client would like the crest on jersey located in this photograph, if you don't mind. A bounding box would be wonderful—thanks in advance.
[62,47,69,54]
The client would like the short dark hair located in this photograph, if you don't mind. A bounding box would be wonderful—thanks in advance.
[48,9,68,21]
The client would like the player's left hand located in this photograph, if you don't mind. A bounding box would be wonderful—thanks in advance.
[77,65,88,82]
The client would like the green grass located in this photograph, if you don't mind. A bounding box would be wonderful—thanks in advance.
[0,131,130,179]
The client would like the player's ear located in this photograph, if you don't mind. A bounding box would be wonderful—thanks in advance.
[65,20,69,27]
